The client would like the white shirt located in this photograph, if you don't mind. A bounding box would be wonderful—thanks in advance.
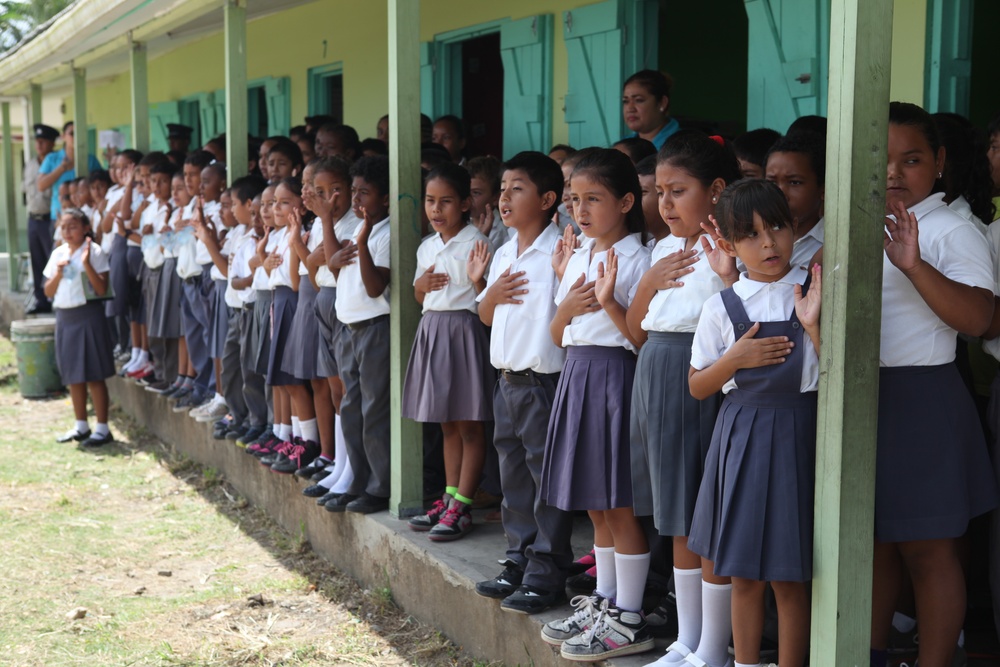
[415,224,489,313]
[267,226,294,289]
[881,193,994,367]
[336,217,391,324]
[319,210,363,288]
[212,224,244,281]
[195,200,222,266]
[690,266,819,394]
[791,217,824,269]
[251,227,280,291]
[948,195,989,240]
[226,231,258,308]
[479,223,566,374]
[640,234,725,333]
[298,221,324,277]
[485,209,515,255]
[124,188,144,247]
[555,233,650,352]
[99,185,123,254]
[43,241,111,309]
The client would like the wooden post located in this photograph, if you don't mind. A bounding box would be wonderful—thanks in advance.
[387,0,423,518]
[129,34,150,153]
[72,67,88,177]
[2,102,18,289]
[26,84,42,163]
[809,0,893,665]
[224,0,248,183]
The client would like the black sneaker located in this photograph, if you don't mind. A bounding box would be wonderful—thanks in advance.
[645,592,678,639]
[408,494,451,532]
[345,493,389,514]
[144,380,172,393]
[225,425,247,441]
[272,440,321,474]
[79,431,114,448]
[165,385,191,401]
[501,584,565,615]
[317,490,340,505]
[303,483,330,498]
[324,493,359,513]
[566,568,597,595]
[172,391,206,413]
[240,426,272,451]
[294,455,331,479]
[475,560,524,599]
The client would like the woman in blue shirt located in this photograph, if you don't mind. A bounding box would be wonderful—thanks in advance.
[622,70,679,151]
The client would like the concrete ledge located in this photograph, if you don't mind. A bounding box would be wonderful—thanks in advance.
[109,376,654,667]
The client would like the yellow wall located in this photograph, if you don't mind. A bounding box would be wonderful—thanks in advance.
[890,0,927,104]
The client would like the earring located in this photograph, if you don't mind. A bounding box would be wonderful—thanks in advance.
[712,196,718,203]
[937,172,943,178]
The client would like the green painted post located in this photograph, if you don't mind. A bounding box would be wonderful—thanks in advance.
[28,84,42,161]
[387,0,424,519]
[129,35,150,153]
[2,102,17,289]
[809,0,893,665]
[224,0,248,183]
[72,67,88,177]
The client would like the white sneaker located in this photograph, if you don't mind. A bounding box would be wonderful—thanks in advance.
[189,396,219,419]
[195,398,229,423]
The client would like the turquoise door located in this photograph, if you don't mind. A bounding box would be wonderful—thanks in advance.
[264,77,291,137]
[744,0,830,132]
[924,0,973,115]
[500,15,553,156]
[149,101,181,153]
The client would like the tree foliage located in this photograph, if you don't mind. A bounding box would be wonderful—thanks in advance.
[0,0,73,52]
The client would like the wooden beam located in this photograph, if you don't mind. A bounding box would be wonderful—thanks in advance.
[810,0,893,665]
[129,34,150,154]
[2,102,18,289]
[387,0,423,519]
[223,0,248,183]
[72,67,88,177]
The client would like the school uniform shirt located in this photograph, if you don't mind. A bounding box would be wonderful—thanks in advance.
[251,228,281,291]
[485,209,515,255]
[881,192,994,367]
[162,207,183,259]
[317,210,363,288]
[555,232,651,353]
[335,217,391,325]
[478,222,566,374]
[99,185,123,254]
[690,265,819,394]
[415,224,489,314]
[225,231,257,308]
[123,189,144,248]
[266,227,294,289]
[791,218,824,269]
[299,222,324,277]
[195,200,223,266]
[948,195,990,241]
[211,224,245,281]
[43,241,111,309]
[641,233,725,333]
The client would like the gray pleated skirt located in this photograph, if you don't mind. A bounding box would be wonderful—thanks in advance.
[253,290,272,377]
[148,257,182,339]
[876,364,999,542]
[282,279,321,380]
[126,246,144,322]
[140,264,160,328]
[208,278,229,358]
[55,301,116,385]
[688,389,817,582]
[540,345,636,512]
[631,332,721,536]
[105,234,129,318]
[401,310,494,423]
[266,286,303,386]
[314,286,340,378]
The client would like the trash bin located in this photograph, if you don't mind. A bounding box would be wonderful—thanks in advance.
[10,318,63,398]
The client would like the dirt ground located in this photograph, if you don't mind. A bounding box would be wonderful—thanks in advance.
[0,340,497,667]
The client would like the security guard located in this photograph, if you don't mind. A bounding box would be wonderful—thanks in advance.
[23,123,59,314]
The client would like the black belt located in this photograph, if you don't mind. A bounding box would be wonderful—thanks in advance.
[28,213,50,220]
[501,369,559,386]
[345,314,388,331]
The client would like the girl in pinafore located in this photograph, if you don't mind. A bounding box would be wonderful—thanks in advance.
[403,162,494,541]
[539,148,653,662]
[869,102,998,667]
[687,179,822,667]
[46,209,116,448]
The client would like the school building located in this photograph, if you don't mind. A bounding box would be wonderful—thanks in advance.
[0,1,997,665]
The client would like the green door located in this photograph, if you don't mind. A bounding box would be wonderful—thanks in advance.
[563,0,625,148]
[744,0,830,132]
[420,41,437,120]
[264,77,291,137]
[500,15,553,156]
[924,0,973,115]
[149,101,181,153]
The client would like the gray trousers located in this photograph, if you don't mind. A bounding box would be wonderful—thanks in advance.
[236,307,268,427]
[180,273,214,393]
[338,317,391,499]
[28,214,53,307]
[221,307,248,425]
[149,336,178,385]
[494,373,573,590]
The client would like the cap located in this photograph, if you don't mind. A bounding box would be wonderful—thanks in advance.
[166,123,194,140]
[33,124,59,141]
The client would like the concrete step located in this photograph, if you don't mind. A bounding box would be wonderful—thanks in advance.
[108,376,666,667]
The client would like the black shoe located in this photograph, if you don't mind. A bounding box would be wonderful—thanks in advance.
[317,490,340,505]
[167,385,192,403]
[294,455,330,479]
[345,493,389,514]
[310,467,333,482]
[303,483,329,498]
[566,569,597,595]
[161,382,188,399]
[79,431,114,448]
[173,391,206,413]
[324,493,359,513]
[476,560,525,599]
[144,380,172,393]
[225,425,247,441]
[26,303,52,315]
[645,592,678,639]
[500,584,565,615]
[271,440,320,475]
[56,427,91,443]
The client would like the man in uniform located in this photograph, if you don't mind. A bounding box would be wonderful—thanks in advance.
[22,124,59,314]
[167,123,194,154]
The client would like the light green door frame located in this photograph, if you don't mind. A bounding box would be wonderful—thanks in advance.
[924,0,973,114]
[307,62,343,117]
[72,67,89,177]
[422,18,509,119]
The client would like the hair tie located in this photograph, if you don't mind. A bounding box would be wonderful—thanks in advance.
[708,135,725,147]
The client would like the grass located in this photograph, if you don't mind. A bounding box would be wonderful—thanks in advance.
[0,334,506,667]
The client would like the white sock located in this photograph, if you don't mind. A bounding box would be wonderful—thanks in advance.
[215,392,225,404]
[672,567,704,659]
[614,552,650,612]
[75,420,90,433]
[694,581,733,667]
[276,423,291,441]
[892,612,916,633]
[593,545,617,601]
[735,662,761,667]
[300,418,318,443]
[327,414,354,494]
[137,349,149,364]
[94,423,110,437]
[130,347,140,362]
[291,416,301,439]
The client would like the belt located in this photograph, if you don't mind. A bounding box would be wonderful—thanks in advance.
[345,314,388,331]
[28,212,50,220]
[501,369,559,386]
